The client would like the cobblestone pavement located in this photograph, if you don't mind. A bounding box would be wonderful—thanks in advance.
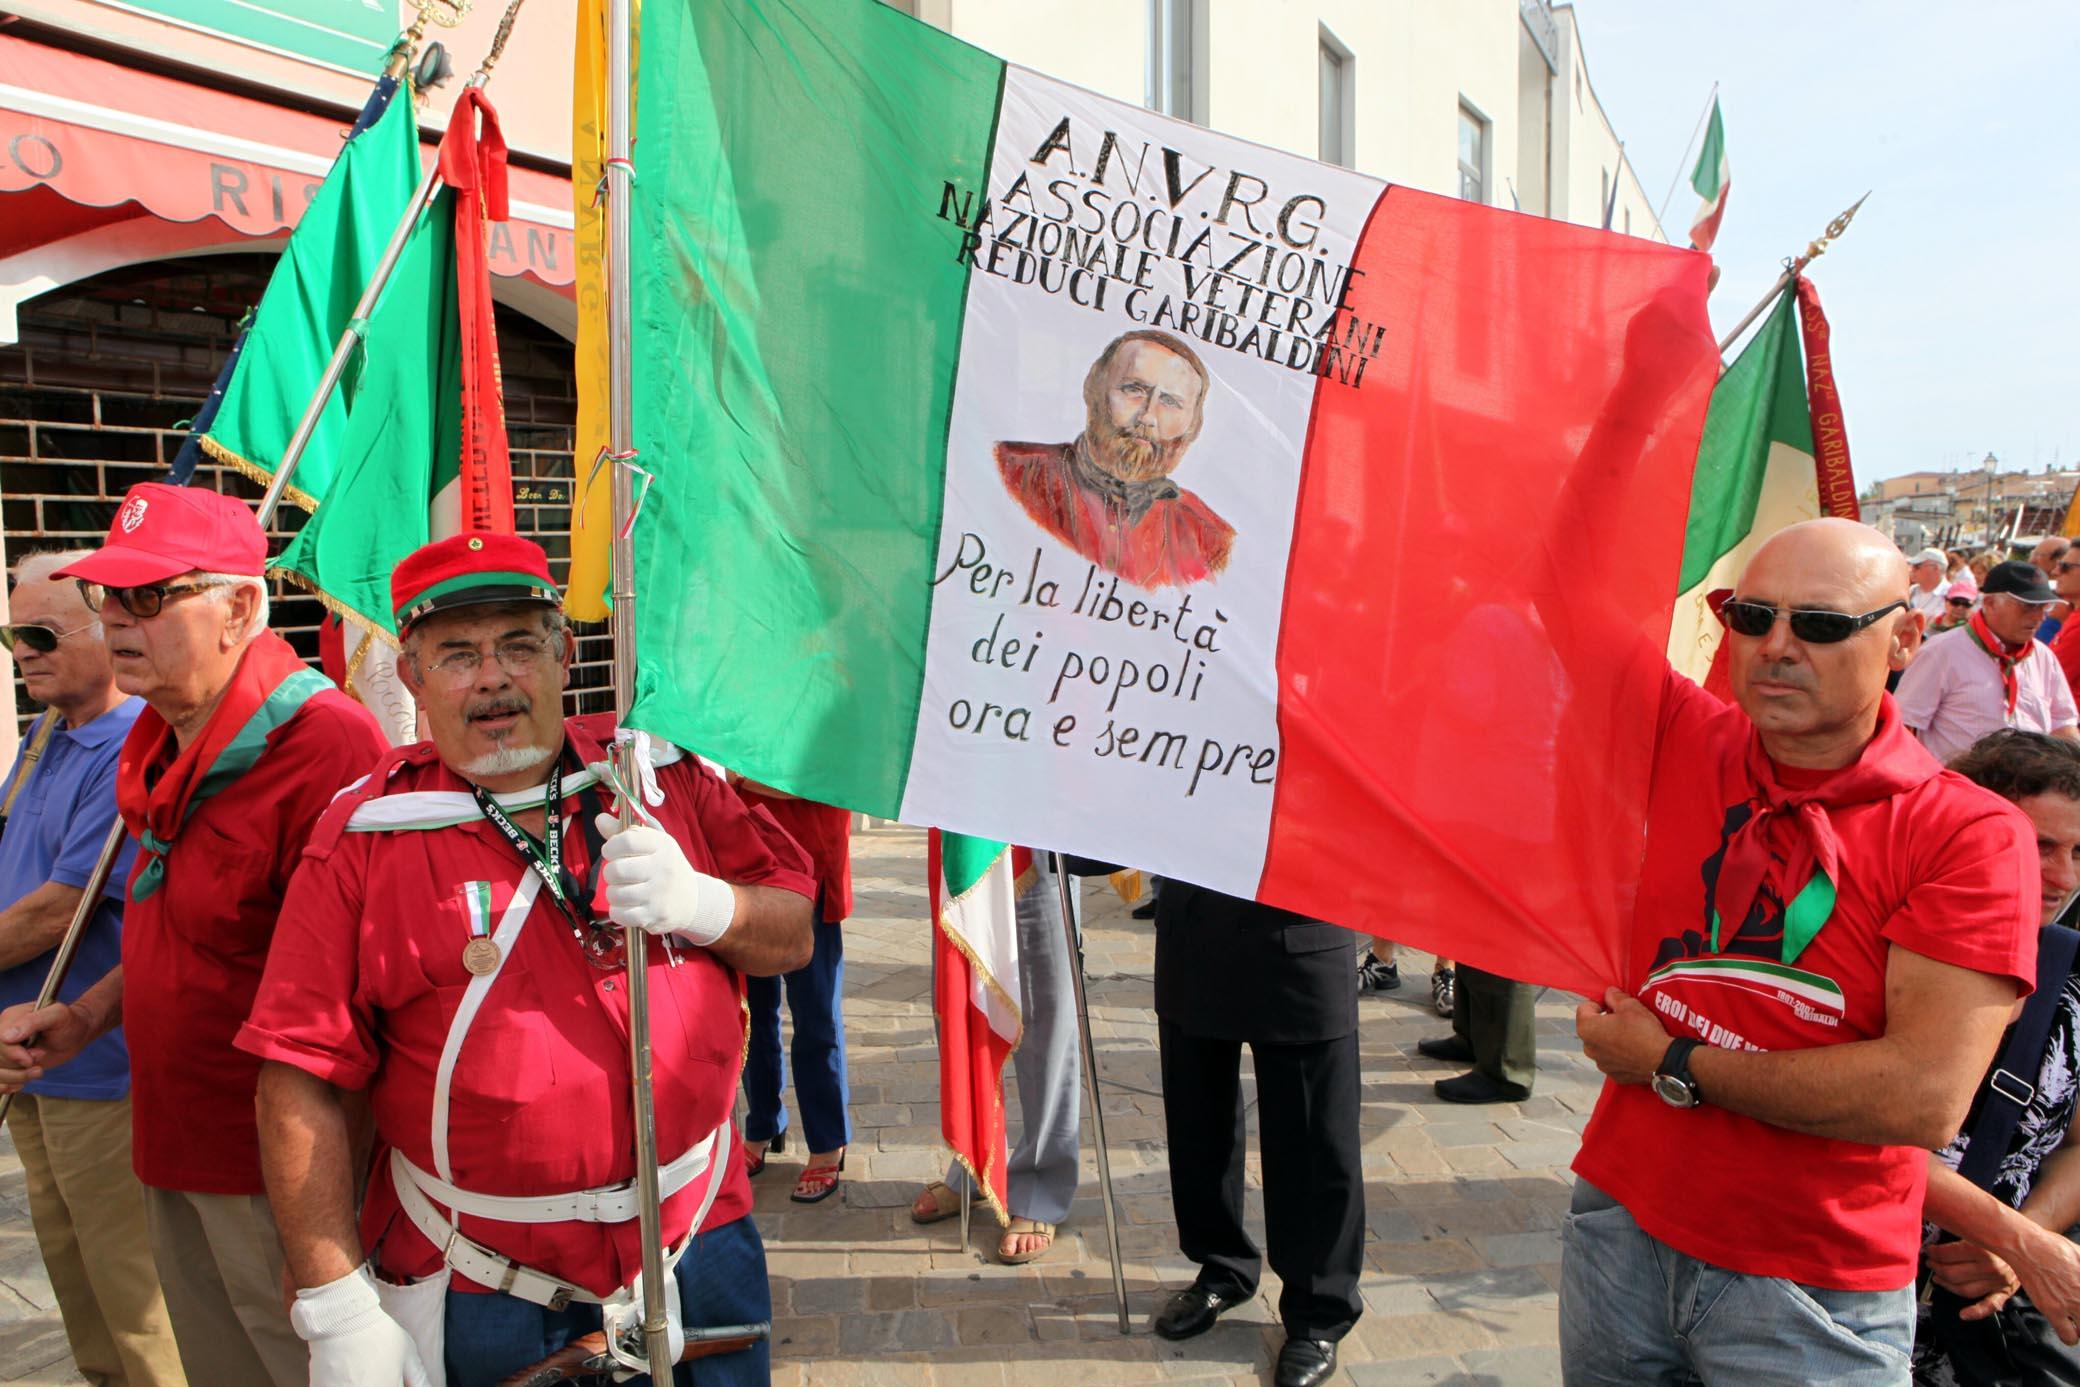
[0,824,1596,1384]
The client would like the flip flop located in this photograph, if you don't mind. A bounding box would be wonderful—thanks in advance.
[910,1181,962,1225]
[791,1150,845,1204]
[996,1217,1056,1265]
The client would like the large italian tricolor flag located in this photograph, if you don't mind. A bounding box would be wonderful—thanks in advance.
[1668,278,1859,692]
[609,0,1719,993]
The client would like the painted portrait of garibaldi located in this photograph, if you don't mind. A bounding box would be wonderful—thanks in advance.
[994,329,1235,591]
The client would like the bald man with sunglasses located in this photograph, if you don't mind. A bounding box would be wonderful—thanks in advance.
[0,550,185,1387]
[1561,519,2042,1386]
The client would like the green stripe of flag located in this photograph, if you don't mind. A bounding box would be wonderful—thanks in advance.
[199,82,424,510]
[1691,99,1727,202]
[625,0,1003,816]
[1676,289,1813,593]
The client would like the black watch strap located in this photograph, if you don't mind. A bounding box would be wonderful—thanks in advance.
[1658,1037,1703,1088]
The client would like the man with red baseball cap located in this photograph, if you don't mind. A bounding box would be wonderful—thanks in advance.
[0,482,387,1386]
[239,532,815,1386]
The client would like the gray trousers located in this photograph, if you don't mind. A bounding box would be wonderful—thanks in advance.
[1452,962,1539,1091]
[946,855,1083,1224]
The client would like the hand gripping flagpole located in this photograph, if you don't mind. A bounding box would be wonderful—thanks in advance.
[1,1,538,1127]
[600,0,674,1378]
[1051,854,1132,1333]
[1714,193,1869,356]
[254,0,527,528]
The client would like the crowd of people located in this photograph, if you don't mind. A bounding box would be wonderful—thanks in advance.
[5,488,2080,1387]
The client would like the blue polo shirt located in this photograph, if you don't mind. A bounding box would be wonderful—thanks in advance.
[0,699,141,1100]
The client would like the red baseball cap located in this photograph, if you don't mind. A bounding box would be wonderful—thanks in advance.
[391,532,561,635]
[53,483,266,587]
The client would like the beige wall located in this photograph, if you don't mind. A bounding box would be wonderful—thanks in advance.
[943,0,1661,238]
[16,0,578,163]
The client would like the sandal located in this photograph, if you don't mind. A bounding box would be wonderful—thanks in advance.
[996,1217,1055,1265]
[743,1127,785,1178]
[791,1149,845,1204]
[910,1181,962,1225]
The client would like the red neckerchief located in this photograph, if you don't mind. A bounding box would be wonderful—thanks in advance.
[1710,696,1940,960]
[1966,608,2029,717]
[115,632,318,897]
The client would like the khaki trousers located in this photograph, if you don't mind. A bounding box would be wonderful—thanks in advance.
[6,1094,186,1387]
[1451,962,1539,1091]
[140,1185,304,1387]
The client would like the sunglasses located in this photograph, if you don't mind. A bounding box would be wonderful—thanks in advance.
[77,578,220,620]
[1719,598,1907,644]
[0,621,94,654]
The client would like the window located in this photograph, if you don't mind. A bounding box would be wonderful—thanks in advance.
[1319,26,1354,167]
[1624,207,1632,235]
[1457,102,1489,203]
[1149,0,1207,123]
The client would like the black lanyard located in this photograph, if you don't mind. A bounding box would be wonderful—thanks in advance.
[472,761,595,936]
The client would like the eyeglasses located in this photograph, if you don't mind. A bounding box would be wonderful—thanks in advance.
[2057,560,2080,574]
[1719,598,1908,644]
[0,621,94,654]
[422,639,553,685]
[79,579,222,620]
[1947,598,1974,608]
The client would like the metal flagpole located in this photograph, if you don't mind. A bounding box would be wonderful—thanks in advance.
[1715,193,1869,356]
[600,0,673,1377]
[2,0,541,1124]
[1052,853,1131,1333]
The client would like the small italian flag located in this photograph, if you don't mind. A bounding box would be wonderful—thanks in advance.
[1667,279,1859,690]
[1688,97,1730,253]
[929,831,1029,1226]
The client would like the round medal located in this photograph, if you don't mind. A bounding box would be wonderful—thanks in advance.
[461,938,503,976]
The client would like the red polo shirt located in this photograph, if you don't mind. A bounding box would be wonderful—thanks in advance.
[737,791,852,922]
[236,718,815,1296]
[1573,669,2037,1291]
[125,687,384,1194]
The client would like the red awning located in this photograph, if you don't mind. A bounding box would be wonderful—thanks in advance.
[0,33,574,291]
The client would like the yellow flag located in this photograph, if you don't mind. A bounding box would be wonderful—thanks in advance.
[567,0,635,620]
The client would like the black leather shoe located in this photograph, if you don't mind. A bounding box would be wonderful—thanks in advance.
[1434,1072,1532,1104]
[1415,1035,1475,1063]
[1131,899,1158,920]
[1275,1336,1337,1387]
[1151,1283,1242,1340]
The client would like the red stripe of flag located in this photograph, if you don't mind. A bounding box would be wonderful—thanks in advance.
[1257,187,1719,995]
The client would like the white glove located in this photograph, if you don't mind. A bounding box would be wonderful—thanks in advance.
[596,813,737,945]
[290,1265,433,1387]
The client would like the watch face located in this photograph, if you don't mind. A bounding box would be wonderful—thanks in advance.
[1652,1072,1699,1108]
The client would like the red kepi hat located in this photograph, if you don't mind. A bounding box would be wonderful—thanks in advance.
[391,533,562,636]
[53,482,266,587]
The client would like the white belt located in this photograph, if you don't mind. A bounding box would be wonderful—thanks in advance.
[397,1128,716,1224]
[388,1122,731,1311]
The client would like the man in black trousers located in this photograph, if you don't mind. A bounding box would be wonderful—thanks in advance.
[1135,874,1365,1386]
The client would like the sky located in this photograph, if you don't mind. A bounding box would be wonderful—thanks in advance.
[1571,0,2078,482]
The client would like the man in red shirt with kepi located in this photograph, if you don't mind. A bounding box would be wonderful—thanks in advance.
[237,533,814,1387]
[1564,518,2041,1385]
[0,482,387,1386]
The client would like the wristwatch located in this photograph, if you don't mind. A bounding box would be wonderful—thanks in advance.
[1651,1038,1705,1109]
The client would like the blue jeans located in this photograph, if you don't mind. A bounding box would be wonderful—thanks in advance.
[1559,1180,1912,1386]
[743,916,851,1153]
[442,1214,771,1387]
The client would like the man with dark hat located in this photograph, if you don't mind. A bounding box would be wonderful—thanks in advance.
[238,533,815,1387]
[0,482,388,1386]
[1897,559,2080,764]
